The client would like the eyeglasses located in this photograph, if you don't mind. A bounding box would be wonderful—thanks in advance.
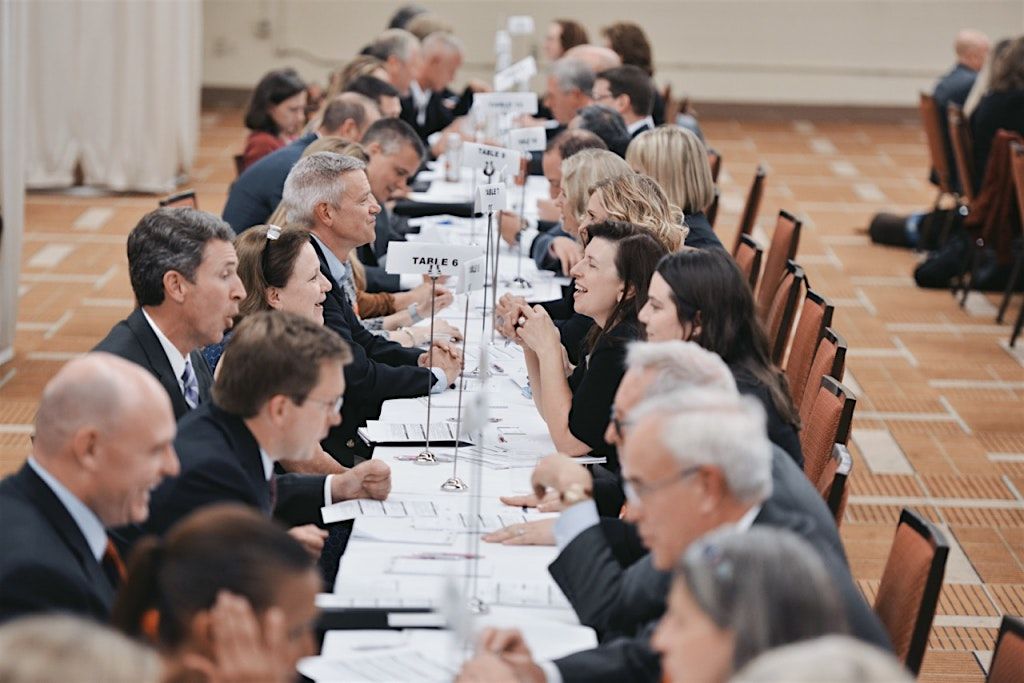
[591,91,614,102]
[297,394,344,414]
[260,224,282,279]
[622,464,702,505]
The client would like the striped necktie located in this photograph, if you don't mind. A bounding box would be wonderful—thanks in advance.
[181,356,199,409]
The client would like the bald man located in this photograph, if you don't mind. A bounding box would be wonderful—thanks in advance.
[933,29,990,191]
[563,44,622,75]
[0,354,179,623]
[400,31,474,144]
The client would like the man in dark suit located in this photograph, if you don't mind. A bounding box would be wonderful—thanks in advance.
[136,312,391,558]
[93,208,245,420]
[222,93,381,233]
[592,65,656,140]
[470,342,888,682]
[933,30,990,191]
[399,32,473,145]
[0,353,178,623]
[280,151,461,465]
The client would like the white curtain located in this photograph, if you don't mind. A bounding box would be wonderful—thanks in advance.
[1,0,28,366]
[24,0,201,194]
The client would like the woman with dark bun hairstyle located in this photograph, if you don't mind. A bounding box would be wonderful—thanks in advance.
[241,69,308,171]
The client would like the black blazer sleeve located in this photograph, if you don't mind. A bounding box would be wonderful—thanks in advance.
[554,629,661,683]
[273,473,328,527]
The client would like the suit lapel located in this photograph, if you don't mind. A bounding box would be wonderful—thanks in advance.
[14,466,115,606]
[125,308,190,418]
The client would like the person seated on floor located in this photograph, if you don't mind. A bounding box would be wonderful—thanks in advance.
[135,311,390,559]
[869,29,991,248]
[569,104,631,158]
[593,65,657,139]
[240,69,309,172]
[506,221,667,472]
[281,152,461,465]
[93,208,245,420]
[732,635,911,683]
[458,527,849,683]
[544,19,589,62]
[626,125,724,251]
[0,354,178,623]
[223,92,381,233]
[114,505,320,682]
[465,383,889,682]
[364,29,422,98]
[640,248,803,466]
[0,615,161,683]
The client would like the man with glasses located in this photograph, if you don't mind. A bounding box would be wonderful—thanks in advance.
[130,311,392,559]
[592,65,657,139]
[466,341,889,682]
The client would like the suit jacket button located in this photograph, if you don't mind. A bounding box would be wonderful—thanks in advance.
[346,439,355,448]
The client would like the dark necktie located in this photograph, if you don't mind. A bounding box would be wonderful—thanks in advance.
[102,537,127,587]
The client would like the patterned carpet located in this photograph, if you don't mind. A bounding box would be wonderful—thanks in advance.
[2,108,1022,680]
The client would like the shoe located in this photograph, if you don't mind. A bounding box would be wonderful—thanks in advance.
[869,213,914,247]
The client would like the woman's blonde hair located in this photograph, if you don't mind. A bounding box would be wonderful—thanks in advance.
[590,173,687,251]
[626,126,715,215]
[561,149,632,226]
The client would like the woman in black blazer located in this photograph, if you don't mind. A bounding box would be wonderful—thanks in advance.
[508,221,667,471]
[640,249,804,467]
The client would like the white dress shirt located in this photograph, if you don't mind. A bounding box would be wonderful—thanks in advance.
[626,116,655,137]
[259,447,336,507]
[141,308,188,395]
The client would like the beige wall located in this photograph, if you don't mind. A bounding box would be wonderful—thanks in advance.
[202,0,1023,106]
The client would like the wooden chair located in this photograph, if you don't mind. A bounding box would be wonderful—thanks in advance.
[987,615,1024,683]
[158,190,198,209]
[707,148,722,183]
[731,165,767,256]
[756,211,802,316]
[733,234,764,292]
[706,187,721,228]
[764,260,805,366]
[799,376,855,485]
[999,141,1024,348]
[874,508,950,676]
[947,103,980,304]
[918,93,963,247]
[818,443,853,528]
[785,288,835,412]
[798,327,847,427]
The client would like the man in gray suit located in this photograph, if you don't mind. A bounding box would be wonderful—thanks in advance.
[467,341,888,682]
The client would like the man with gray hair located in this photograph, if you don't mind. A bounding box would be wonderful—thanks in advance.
[546,57,595,126]
[281,152,461,465]
[365,28,422,97]
[0,353,179,623]
[400,31,474,144]
[222,92,381,233]
[473,341,889,682]
[94,208,245,420]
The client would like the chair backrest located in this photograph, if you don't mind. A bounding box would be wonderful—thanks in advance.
[706,186,721,228]
[874,508,950,676]
[732,165,767,256]
[707,148,722,183]
[988,615,1024,683]
[1011,142,1024,229]
[785,288,835,408]
[919,92,955,195]
[798,327,847,426]
[756,210,802,314]
[799,375,856,484]
[764,260,805,366]
[159,190,198,209]
[734,234,764,292]
[818,443,853,528]
[947,102,977,203]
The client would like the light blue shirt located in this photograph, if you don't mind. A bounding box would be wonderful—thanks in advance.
[311,234,450,394]
[27,457,107,562]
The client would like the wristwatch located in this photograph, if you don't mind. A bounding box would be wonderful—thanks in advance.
[560,482,592,506]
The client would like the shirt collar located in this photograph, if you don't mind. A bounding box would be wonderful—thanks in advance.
[257,448,275,481]
[734,503,762,532]
[27,457,108,561]
[141,308,187,389]
[410,80,431,109]
[627,116,655,135]
[310,233,350,287]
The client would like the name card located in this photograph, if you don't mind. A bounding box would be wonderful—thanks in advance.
[507,16,535,35]
[473,91,539,116]
[462,142,516,173]
[507,126,547,152]
[494,56,537,92]
[385,242,484,277]
[475,183,507,214]
[456,256,486,294]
